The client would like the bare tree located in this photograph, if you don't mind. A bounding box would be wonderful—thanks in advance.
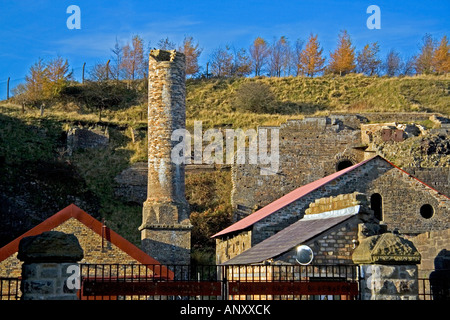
[269,36,290,77]
[209,46,234,77]
[89,62,110,81]
[293,38,305,76]
[110,37,123,81]
[356,42,381,76]
[231,47,251,77]
[157,37,177,50]
[384,49,402,77]
[249,37,270,76]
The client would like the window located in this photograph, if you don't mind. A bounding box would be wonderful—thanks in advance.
[371,193,383,221]
[336,160,353,171]
[420,204,434,219]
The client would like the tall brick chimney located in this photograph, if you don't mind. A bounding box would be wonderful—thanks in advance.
[139,50,192,266]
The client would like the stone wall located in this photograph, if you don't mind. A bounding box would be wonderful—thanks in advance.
[18,231,84,300]
[305,192,368,215]
[404,167,450,197]
[408,229,450,278]
[67,126,109,155]
[215,231,252,265]
[353,233,421,300]
[359,264,419,300]
[232,116,365,221]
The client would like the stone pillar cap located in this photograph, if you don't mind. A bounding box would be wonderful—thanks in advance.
[18,231,84,263]
[352,232,421,265]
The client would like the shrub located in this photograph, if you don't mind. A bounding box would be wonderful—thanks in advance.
[232,81,277,113]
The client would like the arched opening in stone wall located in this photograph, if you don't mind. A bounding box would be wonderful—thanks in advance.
[371,193,383,221]
[336,160,353,171]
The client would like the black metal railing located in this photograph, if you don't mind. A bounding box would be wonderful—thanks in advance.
[79,264,360,300]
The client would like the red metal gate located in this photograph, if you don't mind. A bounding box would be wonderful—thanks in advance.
[80,264,359,300]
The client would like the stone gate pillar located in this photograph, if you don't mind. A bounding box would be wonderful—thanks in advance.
[352,232,421,300]
[18,231,84,300]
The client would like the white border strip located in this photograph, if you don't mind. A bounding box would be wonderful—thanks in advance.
[302,205,361,221]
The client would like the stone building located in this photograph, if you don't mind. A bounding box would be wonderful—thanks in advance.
[231,115,450,221]
[139,49,192,266]
[0,204,167,279]
[214,155,450,281]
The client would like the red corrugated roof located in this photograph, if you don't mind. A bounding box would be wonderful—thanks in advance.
[0,204,173,279]
[212,156,377,238]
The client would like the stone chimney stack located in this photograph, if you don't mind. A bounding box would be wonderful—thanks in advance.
[139,50,192,266]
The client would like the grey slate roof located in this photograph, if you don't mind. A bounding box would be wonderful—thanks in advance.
[222,206,360,265]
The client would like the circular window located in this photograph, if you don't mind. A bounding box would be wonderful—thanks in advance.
[420,204,434,219]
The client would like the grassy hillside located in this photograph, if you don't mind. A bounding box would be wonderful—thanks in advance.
[0,74,448,259]
[185,74,449,129]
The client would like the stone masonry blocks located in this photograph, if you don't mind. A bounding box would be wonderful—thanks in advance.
[140,49,192,266]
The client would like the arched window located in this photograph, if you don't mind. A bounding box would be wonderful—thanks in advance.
[336,160,353,171]
[371,193,383,221]
[420,204,434,219]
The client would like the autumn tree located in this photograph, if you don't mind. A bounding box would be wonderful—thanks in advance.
[121,35,146,81]
[23,58,48,107]
[15,57,72,109]
[179,36,202,77]
[432,35,450,74]
[297,34,325,77]
[356,42,381,76]
[328,30,356,75]
[249,37,270,76]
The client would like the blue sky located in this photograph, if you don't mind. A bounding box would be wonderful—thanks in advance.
[0,0,449,99]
